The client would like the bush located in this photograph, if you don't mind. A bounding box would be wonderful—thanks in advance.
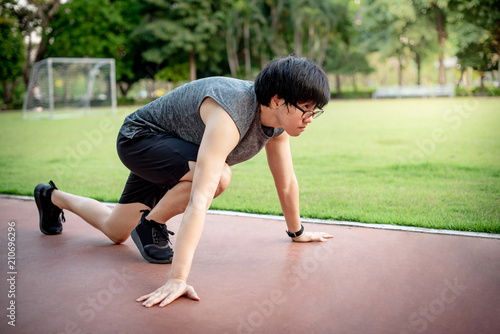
[456,85,500,97]
[471,86,500,96]
[331,88,375,99]
[117,97,154,106]
[117,97,135,106]
[455,86,473,97]
[0,82,26,111]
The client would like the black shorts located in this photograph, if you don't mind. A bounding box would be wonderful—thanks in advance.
[116,130,199,208]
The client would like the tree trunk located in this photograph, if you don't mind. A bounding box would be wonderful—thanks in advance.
[260,48,269,69]
[497,52,500,86]
[434,4,447,85]
[22,35,33,85]
[480,72,485,94]
[35,34,49,63]
[415,52,422,85]
[437,51,446,85]
[226,33,238,78]
[317,21,331,67]
[118,82,130,97]
[189,51,196,82]
[493,28,500,86]
[2,78,18,106]
[243,22,251,79]
[335,74,342,98]
[468,66,473,87]
[458,69,466,87]
[307,24,315,59]
[146,78,155,99]
[2,80,13,105]
[398,55,403,86]
[294,20,302,57]
[21,0,61,86]
[269,0,282,57]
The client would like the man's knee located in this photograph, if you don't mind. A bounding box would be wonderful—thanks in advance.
[109,233,129,244]
[214,164,232,198]
[108,226,133,244]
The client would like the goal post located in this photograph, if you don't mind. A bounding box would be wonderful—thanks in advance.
[22,57,117,120]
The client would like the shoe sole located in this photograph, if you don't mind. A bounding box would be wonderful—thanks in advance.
[34,183,61,235]
[130,228,173,264]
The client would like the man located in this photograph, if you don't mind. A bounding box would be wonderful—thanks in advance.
[34,56,334,308]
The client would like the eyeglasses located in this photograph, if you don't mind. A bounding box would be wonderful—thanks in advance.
[292,103,324,119]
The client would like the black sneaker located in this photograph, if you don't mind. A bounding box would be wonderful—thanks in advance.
[130,210,175,264]
[34,181,65,235]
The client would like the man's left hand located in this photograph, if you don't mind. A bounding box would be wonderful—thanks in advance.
[292,231,333,242]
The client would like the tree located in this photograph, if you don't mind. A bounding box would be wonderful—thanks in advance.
[449,0,500,84]
[114,0,156,97]
[132,0,227,82]
[223,2,242,78]
[452,20,498,90]
[264,0,291,60]
[315,0,352,67]
[324,39,373,96]
[222,0,297,78]
[323,1,372,94]
[456,37,497,91]
[404,12,439,85]
[359,0,415,85]
[413,0,451,85]
[0,15,24,106]
[45,0,147,97]
[4,0,61,85]
[223,0,266,79]
[290,0,350,67]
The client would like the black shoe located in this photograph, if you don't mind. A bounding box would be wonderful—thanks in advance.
[34,181,65,235]
[130,210,175,264]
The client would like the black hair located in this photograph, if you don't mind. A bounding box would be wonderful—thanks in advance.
[254,56,330,109]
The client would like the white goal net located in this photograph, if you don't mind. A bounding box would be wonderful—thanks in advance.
[22,58,117,119]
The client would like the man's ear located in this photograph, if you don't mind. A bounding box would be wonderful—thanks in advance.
[270,94,284,109]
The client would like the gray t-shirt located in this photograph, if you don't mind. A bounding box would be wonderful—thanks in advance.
[119,77,284,165]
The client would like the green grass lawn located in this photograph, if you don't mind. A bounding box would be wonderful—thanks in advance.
[1,98,499,233]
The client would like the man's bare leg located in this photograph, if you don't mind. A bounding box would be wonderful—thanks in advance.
[146,181,192,224]
[146,161,232,224]
[47,174,194,244]
[51,190,148,243]
[49,162,230,245]
[129,162,231,263]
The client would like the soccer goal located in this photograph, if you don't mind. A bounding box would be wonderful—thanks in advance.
[22,58,117,120]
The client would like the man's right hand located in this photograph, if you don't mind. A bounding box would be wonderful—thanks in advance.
[136,278,200,308]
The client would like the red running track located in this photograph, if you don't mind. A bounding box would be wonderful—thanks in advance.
[0,197,499,334]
